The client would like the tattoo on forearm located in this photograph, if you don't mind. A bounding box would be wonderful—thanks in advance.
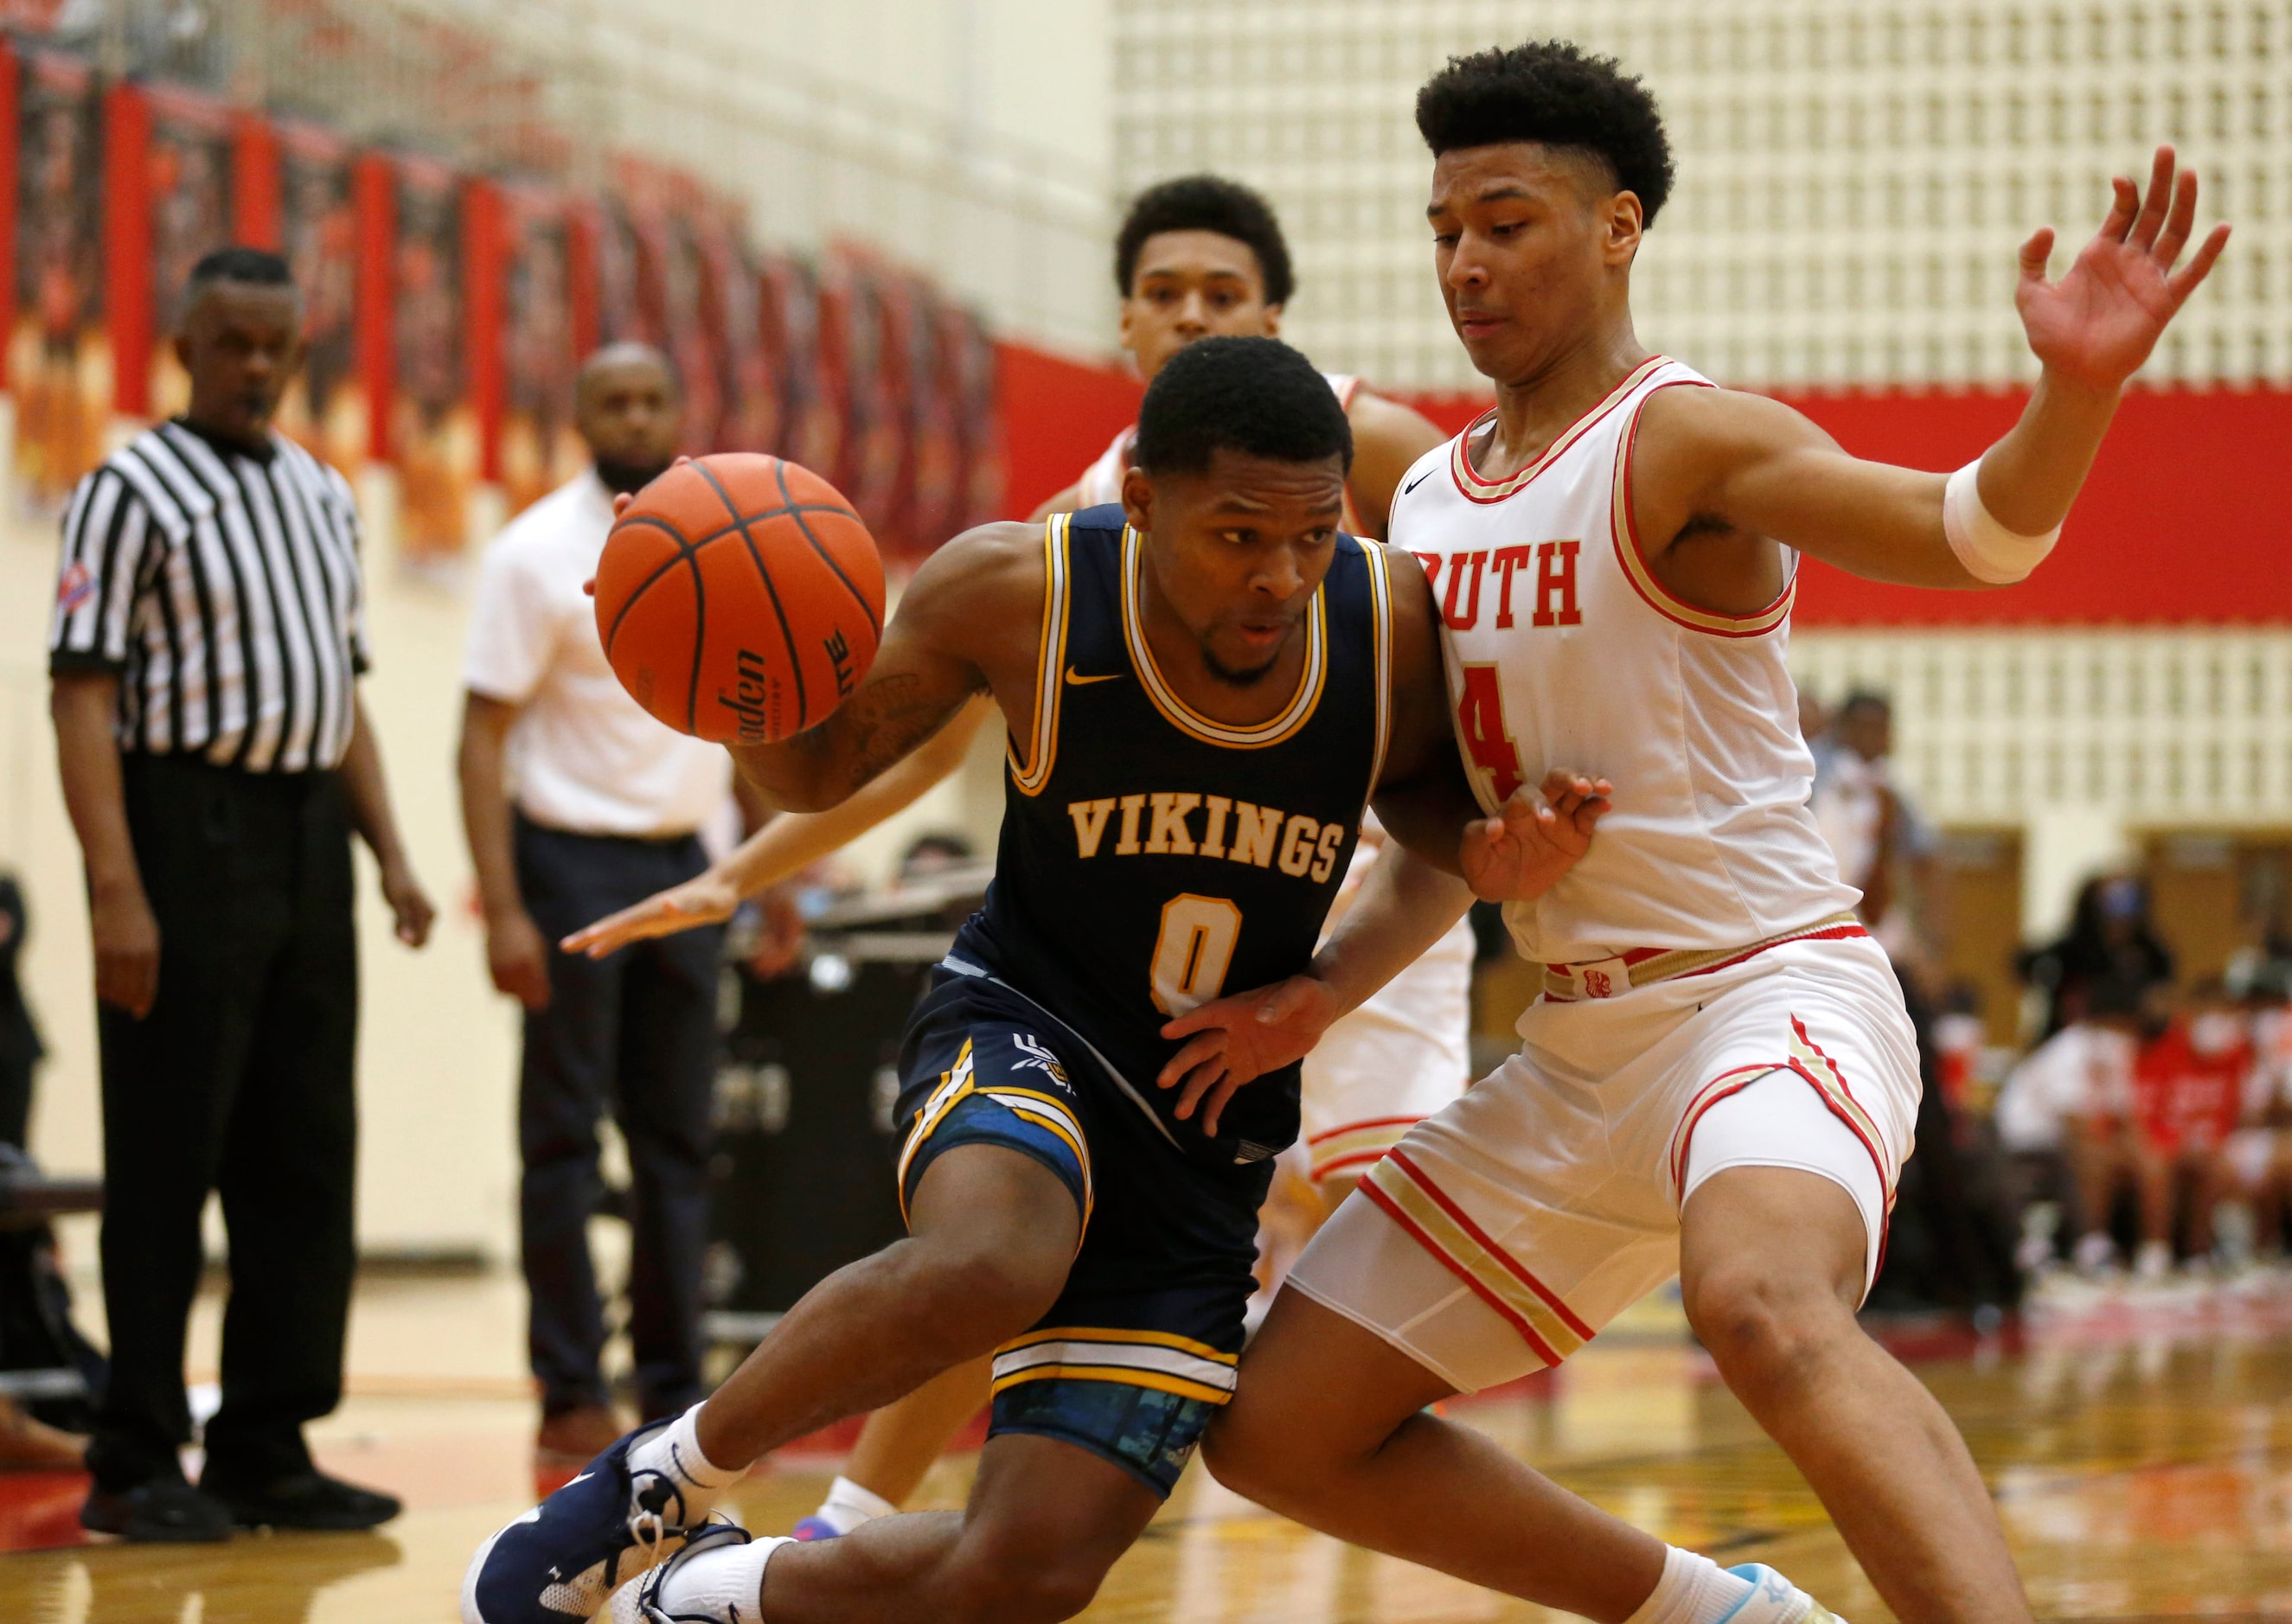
[827,675,959,791]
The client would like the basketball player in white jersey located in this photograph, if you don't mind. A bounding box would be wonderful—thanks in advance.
[565,174,1474,1544]
[1161,42,2229,1624]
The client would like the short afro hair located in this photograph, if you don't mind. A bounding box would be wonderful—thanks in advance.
[1134,336,1352,481]
[186,245,294,295]
[1416,41,1675,227]
[1114,175,1296,307]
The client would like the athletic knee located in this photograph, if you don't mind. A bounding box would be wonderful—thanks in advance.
[1683,1263,1857,1401]
[900,1233,1066,1352]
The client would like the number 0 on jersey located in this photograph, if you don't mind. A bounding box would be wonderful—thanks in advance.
[1150,894,1242,1016]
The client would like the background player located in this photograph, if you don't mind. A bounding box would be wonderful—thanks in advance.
[561,170,1476,1546]
[1154,42,2228,1624]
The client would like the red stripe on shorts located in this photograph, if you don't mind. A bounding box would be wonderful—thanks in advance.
[1386,1151,1597,1344]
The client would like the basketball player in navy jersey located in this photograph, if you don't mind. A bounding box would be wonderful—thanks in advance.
[556,172,1463,1550]
[462,338,1637,1624]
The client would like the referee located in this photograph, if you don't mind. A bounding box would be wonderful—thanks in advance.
[48,247,434,1542]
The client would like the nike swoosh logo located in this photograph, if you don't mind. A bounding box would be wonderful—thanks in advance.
[1064,668,1123,686]
[1402,468,1437,495]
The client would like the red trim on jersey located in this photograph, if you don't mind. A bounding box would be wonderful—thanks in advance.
[1667,1047,1895,1282]
[1305,1114,1430,1147]
[1785,1020,1897,1276]
[1610,379,1796,639]
[1360,1178,1564,1368]
[1313,1148,1401,1180]
[1386,1150,1597,1342]
[1447,355,1669,505]
[1668,1064,1791,1194]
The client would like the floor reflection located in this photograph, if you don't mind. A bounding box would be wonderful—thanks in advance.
[0,1277,2289,1621]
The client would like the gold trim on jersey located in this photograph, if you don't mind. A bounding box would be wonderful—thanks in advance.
[1449,355,1669,502]
[989,1326,1239,1406]
[1008,515,1074,795]
[895,1039,977,1224]
[1360,539,1394,806]
[1607,380,1796,638]
[1120,524,1326,750]
[980,1086,1095,1229]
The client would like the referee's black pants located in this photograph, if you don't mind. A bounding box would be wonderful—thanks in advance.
[515,817,720,1423]
[90,755,358,1493]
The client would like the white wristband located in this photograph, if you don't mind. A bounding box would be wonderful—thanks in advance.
[1942,458,2059,585]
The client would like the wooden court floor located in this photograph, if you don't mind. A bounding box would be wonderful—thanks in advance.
[3,1275,2289,1623]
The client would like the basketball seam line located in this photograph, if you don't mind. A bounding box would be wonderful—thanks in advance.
[604,502,855,640]
[694,457,809,732]
[602,515,704,658]
[772,457,882,640]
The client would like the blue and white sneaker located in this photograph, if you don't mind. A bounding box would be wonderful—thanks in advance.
[462,1420,698,1624]
[787,1515,841,1542]
[608,1522,792,1624]
[1720,1563,1848,1624]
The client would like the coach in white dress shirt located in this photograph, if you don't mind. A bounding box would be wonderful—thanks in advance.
[457,344,736,1461]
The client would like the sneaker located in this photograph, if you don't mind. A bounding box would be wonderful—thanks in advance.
[788,1516,841,1542]
[204,1467,402,1531]
[463,1419,697,1624]
[608,1520,769,1623]
[1720,1563,1848,1624]
[80,1478,234,1544]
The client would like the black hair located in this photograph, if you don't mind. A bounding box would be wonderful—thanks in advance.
[1416,41,1675,227]
[1134,336,1352,480]
[1837,688,1892,719]
[186,246,295,296]
[1114,175,1295,307]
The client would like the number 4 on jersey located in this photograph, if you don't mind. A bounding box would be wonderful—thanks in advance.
[1456,664,1524,803]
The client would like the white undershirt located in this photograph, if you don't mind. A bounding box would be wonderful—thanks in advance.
[462,470,733,837]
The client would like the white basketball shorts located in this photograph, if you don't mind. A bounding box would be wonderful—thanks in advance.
[1297,917,1474,1185]
[1285,932,1920,1394]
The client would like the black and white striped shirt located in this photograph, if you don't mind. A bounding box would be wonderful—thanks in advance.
[48,419,372,774]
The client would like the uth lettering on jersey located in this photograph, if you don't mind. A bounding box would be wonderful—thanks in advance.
[1066,792,1349,883]
[1409,543,1582,630]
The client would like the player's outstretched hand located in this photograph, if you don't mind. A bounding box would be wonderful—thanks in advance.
[1460,770,1611,904]
[561,870,742,959]
[2018,144,2229,393]
[1156,974,1345,1139]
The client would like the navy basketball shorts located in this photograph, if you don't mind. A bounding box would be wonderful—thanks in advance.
[893,969,1272,1497]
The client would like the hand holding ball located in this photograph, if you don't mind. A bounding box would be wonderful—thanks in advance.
[593,454,885,743]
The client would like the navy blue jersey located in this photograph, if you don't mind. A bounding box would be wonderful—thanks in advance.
[951,504,1396,1169]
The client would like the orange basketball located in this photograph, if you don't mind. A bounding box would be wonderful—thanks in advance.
[594,454,886,744]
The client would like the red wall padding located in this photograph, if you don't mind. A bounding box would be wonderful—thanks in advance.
[1007,359,2289,629]
[994,342,1140,519]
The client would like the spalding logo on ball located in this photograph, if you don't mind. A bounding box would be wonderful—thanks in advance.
[593,453,886,744]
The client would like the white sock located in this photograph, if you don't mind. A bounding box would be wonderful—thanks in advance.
[811,1474,897,1535]
[643,1536,789,1622]
[1624,1547,1756,1624]
[626,1404,745,1520]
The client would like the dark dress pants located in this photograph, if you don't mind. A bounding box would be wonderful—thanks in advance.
[514,817,720,1422]
[90,756,358,1492]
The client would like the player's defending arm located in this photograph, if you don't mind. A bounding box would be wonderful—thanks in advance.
[1635,147,2226,593]
[727,522,1038,813]
[562,696,995,957]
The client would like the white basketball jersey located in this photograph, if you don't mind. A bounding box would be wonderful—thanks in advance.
[1075,372,1367,534]
[1388,355,1860,966]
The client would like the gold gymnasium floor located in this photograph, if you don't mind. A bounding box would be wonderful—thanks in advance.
[3,1272,2289,1623]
